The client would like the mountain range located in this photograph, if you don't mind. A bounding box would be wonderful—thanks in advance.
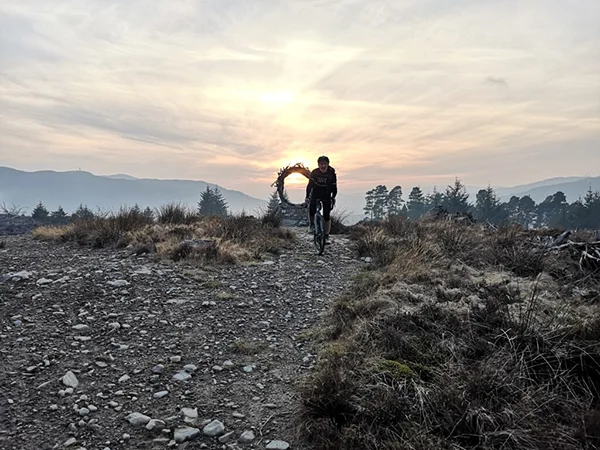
[0,167,265,215]
[1,167,598,223]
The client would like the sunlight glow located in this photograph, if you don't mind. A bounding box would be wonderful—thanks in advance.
[285,172,308,187]
[257,91,296,106]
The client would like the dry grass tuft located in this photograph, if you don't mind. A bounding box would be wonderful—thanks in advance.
[32,224,74,241]
[155,202,198,225]
[298,218,600,450]
[31,206,295,264]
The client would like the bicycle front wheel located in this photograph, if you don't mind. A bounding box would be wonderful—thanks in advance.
[314,214,325,255]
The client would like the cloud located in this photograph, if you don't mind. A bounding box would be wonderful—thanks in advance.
[485,77,508,87]
[1,0,599,199]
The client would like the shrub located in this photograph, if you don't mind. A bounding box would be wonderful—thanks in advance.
[156,202,197,225]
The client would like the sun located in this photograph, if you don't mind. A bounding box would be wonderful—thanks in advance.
[257,91,296,106]
[285,172,308,187]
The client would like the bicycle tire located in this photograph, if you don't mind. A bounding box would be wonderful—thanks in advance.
[315,214,326,255]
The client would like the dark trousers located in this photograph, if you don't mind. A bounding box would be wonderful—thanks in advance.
[309,196,332,221]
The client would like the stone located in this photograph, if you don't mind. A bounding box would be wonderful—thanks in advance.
[173,370,192,381]
[72,324,90,331]
[107,280,129,287]
[222,360,235,369]
[183,364,197,373]
[181,407,198,419]
[202,419,225,437]
[125,412,151,426]
[64,437,78,447]
[174,426,201,443]
[266,441,290,449]
[151,364,164,374]
[153,391,169,399]
[62,371,79,388]
[218,431,235,443]
[118,375,130,383]
[146,419,166,431]
[239,430,255,443]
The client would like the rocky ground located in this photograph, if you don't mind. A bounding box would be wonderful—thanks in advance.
[0,231,362,450]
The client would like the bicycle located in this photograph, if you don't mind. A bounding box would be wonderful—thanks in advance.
[302,197,326,256]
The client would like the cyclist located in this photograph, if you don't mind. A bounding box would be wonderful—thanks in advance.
[305,155,337,244]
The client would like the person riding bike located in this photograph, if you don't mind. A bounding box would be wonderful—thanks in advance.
[305,156,337,244]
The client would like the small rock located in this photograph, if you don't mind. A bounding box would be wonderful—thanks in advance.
[170,356,182,363]
[222,360,235,369]
[218,431,235,443]
[173,371,192,381]
[49,404,59,411]
[266,440,290,450]
[153,391,169,399]
[183,364,197,373]
[78,407,90,416]
[88,405,98,412]
[72,324,90,332]
[95,361,108,368]
[107,280,129,287]
[62,371,79,388]
[125,412,151,426]
[264,403,278,409]
[146,419,166,431]
[232,412,245,419]
[151,364,164,374]
[64,437,78,447]
[118,375,130,383]
[243,365,253,373]
[181,407,198,419]
[174,426,201,443]
[239,430,255,443]
[202,419,225,437]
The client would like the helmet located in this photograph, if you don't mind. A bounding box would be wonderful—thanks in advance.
[317,155,330,164]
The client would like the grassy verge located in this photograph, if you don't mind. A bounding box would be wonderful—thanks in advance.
[298,220,600,450]
[32,203,294,264]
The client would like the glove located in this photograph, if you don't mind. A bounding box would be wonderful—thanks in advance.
[331,198,336,209]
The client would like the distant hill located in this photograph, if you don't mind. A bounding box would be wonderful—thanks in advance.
[0,167,266,214]
[496,177,600,203]
[103,174,139,181]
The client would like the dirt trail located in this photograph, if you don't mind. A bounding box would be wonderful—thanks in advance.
[0,231,362,450]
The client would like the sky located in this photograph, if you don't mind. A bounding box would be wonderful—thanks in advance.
[1,0,599,199]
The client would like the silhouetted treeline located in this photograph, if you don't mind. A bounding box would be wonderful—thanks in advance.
[364,178,600,229]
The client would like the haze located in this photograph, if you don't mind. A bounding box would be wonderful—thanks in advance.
[1,0,599,199]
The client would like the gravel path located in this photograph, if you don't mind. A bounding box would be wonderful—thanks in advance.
[0,231,361,450]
